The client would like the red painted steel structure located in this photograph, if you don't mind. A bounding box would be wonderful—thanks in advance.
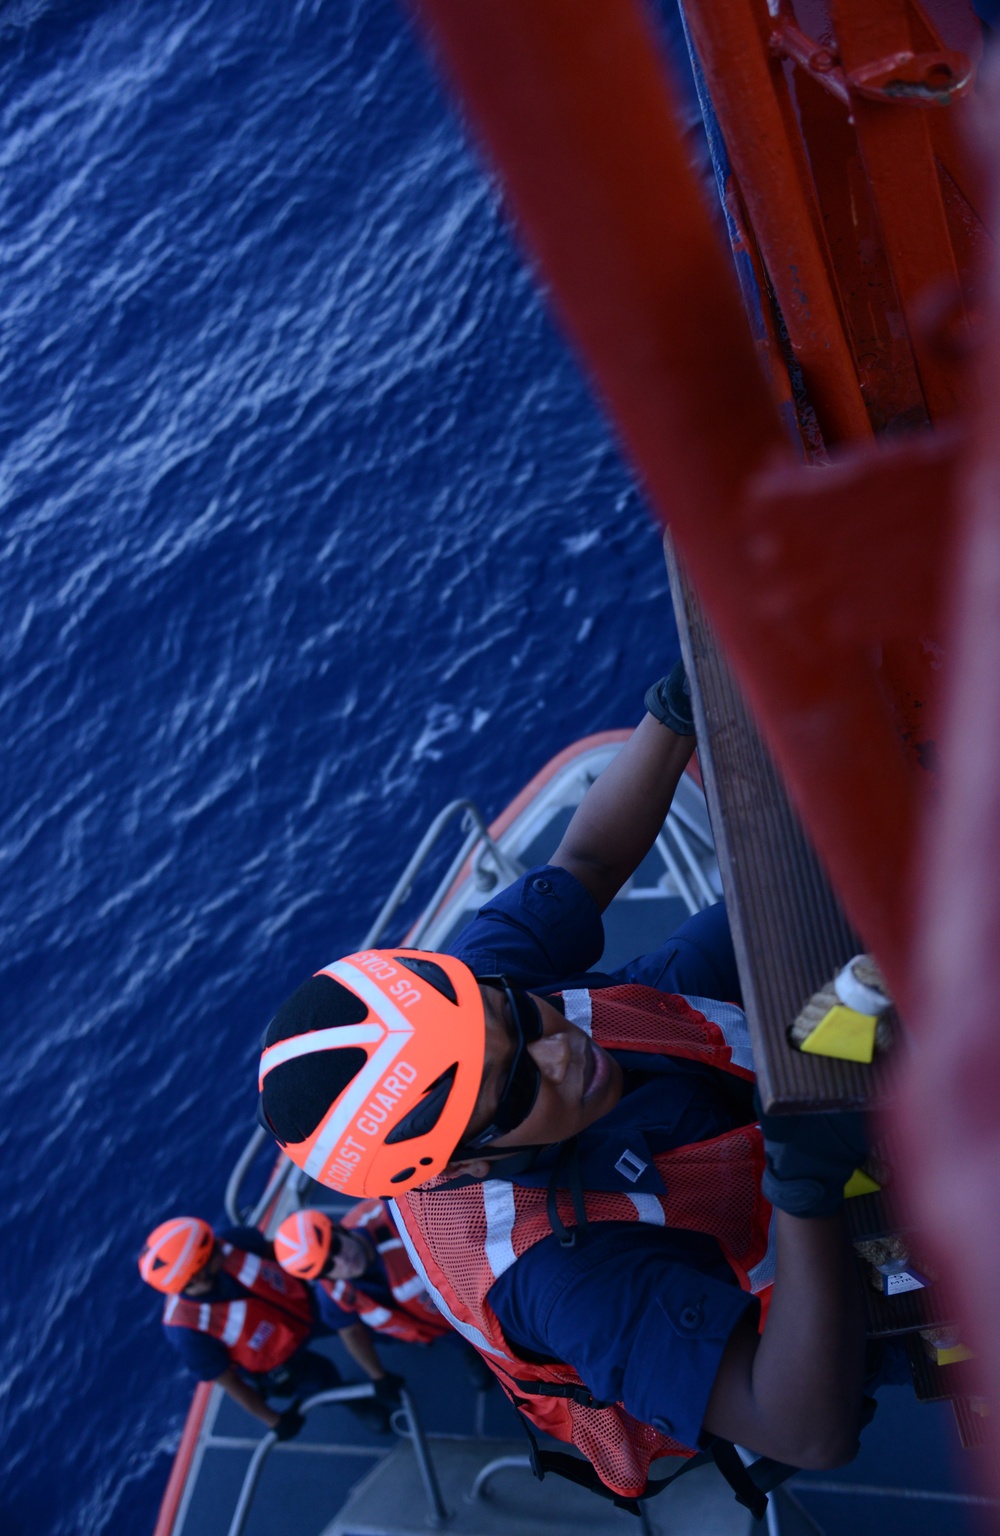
[412,0,999,1502]
[411,0,970,994]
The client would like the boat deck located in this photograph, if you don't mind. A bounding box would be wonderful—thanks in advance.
[170,1349,990,1536]
[160,738,994,1536]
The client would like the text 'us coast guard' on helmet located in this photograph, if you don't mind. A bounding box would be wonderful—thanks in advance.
[139,1216,214,1293]
[257,950,485,1197]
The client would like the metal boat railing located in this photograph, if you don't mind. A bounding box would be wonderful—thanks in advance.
[224,1127,273,1227]
[225,797,521,1225]
[225,1384,449,1536]
[362,797,521,950]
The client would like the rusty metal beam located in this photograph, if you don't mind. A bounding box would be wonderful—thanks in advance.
[410,0,954,996]
[830,0,970,421]
[679,0,873,445]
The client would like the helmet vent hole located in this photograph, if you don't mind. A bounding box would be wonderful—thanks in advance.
[261,1049,368,1143]
[264,974,369,1049]
[390,1167,417,1185]
[393,956,458,1004]
[384,1064,458,1145]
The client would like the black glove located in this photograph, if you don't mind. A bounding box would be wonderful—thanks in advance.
[373,1371,405,1409]
[644,660,695,736]
[760,1106,867,1218]
[273,1402,306,1441]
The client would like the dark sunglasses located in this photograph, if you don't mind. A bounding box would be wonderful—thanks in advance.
[459,977,543,1154]
[318,1228,344,1275]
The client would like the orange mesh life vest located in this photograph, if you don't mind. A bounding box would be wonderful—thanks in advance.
[163,1243,314,1375]
[392,984,774,1500]
[320,1198,447,1344]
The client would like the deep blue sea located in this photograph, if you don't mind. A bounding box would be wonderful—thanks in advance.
[0,3,678,1531]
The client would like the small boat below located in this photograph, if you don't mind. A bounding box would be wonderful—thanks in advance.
[154,734,984,1536]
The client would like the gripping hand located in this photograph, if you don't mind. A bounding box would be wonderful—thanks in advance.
[644,660,695,736]
[373,1371,405,1410]
[274,1401,306,1441]
[760,1107,867,1218]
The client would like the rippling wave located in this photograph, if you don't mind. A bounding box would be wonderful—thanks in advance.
[0,3,676,1531]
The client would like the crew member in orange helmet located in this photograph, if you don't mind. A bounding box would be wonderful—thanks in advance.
[255,665,871,1511]
[275,1204,492,1394]
[139,1216,391,1438]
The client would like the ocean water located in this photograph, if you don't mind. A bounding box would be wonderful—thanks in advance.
[0,3,678,1531]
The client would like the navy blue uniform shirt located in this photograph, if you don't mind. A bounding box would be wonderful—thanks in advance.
[446,865,758,1451]
[162,1226,326,1382]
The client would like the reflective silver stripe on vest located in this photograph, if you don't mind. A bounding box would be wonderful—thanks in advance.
[391,1275,428,1303]
[221,1300,246,1346]
[561,989,592,1035]
[627,1193,665,1226]
[483,1180,517,1278]
[361,1305,393,1328]
[681,995,755,1073]
[237,1252,261,1288]
[388,1198,507,1358]
[163,1295,179,1322]
[377,1238,404,1254]
[746,1210,777,1294]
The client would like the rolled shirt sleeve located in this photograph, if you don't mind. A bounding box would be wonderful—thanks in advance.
[488,1225,757,1451]
[448,864,606,988]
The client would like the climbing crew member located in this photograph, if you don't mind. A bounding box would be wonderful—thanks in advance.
[275,1201,442,1397]
[274,1204,494,1395]
[139,1216,391,1438]
[255,664,869,1508]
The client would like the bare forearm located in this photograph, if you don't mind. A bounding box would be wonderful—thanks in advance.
[751,1212,865,1463]
[704,1212,865,1467]
[340,1322,386,1380]
[217,1365,280,1429]
[552,714,695,910]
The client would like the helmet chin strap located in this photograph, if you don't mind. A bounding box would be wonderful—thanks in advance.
[546,1137,588,1249]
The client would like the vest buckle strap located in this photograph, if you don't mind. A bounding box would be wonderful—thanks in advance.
[509,1376,614,1411]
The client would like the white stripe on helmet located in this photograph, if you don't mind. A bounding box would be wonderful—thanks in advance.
[259,1022,386,1081]
[156,1218,202,1290]
[300,960,419,1181]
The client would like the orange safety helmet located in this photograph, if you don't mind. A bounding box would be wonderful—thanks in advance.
[139,1216,214,1293]
[274,1209,335,1279]
[257,949,485,1197]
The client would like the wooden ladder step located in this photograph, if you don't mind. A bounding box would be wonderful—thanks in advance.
[668,544,891,1112]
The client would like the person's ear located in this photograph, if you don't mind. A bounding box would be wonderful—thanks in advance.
[443,1156,492,1181]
